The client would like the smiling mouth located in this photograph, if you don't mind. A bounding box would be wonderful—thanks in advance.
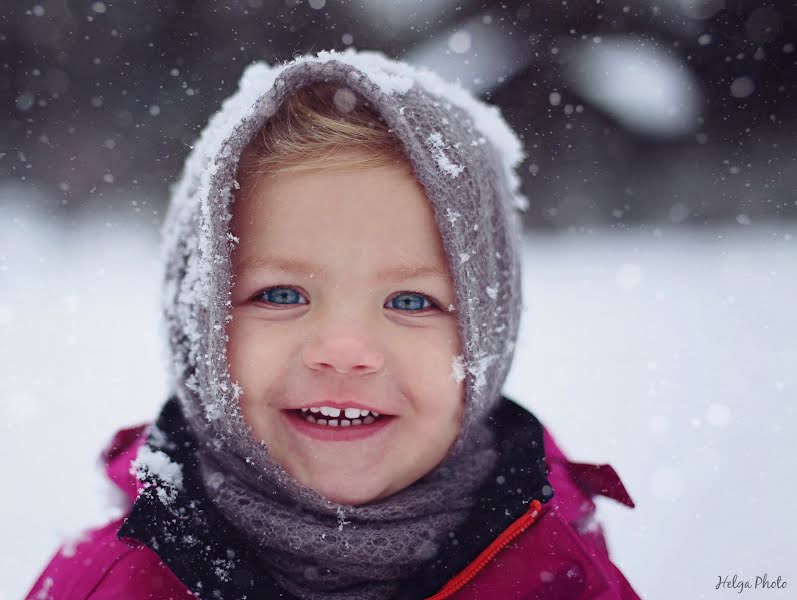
[288,408,389,428]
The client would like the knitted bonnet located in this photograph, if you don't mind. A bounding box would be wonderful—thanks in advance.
[159,47,528,491]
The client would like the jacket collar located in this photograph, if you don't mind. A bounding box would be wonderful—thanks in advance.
[118,396,553,599]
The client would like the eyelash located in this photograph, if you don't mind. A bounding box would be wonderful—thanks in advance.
[252,286,440,313]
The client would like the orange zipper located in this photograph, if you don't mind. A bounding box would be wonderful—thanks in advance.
[425,499,544,600]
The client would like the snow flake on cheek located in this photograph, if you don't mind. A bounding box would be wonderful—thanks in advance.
[451,354,466,383]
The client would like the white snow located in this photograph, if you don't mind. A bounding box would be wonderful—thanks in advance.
[336,506,351,532]
[31,575,53,600]
[705,403,732,428]
[426,131,465,179]
[132,446,184,493]
[451,354,466,383]
[448,30,472,54]
[615,263,643,288]
[444,207,461,225]
[2,197,796,599]
[649,466,685,502]
[466,352,498,390]
[730,76,755,99]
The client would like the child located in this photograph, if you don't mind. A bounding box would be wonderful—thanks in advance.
[27,48,641,599]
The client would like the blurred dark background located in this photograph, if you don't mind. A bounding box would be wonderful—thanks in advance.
[1,0,795,230]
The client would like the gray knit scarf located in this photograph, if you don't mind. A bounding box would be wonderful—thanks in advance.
[159,48,528,600]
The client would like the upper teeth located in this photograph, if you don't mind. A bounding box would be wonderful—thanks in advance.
[302,406,379,418]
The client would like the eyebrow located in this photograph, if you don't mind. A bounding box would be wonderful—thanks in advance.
[236,255,450,282]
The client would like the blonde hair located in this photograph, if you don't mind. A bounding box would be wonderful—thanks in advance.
[236,82,413,195]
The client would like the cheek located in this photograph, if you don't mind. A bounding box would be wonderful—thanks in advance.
[408,327,464,410]
[439,326,464,385]
[225,319,278,434]
[225,315,278,390]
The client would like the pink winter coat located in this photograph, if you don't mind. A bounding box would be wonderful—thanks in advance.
[26,396,642,599]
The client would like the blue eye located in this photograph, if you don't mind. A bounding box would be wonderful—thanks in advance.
[253,287,437,313]
[388,292,434,312]
[257,287,308,306]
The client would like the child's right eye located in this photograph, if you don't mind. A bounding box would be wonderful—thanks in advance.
[255,286,309,307]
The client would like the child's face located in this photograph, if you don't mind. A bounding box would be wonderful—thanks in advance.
[227,162,464,506]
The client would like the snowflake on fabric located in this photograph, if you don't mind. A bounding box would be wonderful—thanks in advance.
[336,506,351,532]
[426,131,465,179]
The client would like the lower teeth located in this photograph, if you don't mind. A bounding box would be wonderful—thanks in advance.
[299,412,379,427]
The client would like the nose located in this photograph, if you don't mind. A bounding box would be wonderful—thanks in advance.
[302,329,385,376]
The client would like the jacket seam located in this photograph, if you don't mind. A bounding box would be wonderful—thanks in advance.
[82,547,141,600]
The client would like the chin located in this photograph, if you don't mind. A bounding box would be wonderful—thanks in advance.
[312,476,386,507]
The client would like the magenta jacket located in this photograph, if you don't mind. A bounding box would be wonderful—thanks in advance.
[26,396,642,600]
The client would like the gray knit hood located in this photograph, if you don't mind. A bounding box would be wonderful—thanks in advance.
[160,48,527,463]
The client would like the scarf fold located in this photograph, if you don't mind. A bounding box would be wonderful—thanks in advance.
[194,418,498,600]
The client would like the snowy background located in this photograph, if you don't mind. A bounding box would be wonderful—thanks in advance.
[3,1,797,598]
[2,186,795,599]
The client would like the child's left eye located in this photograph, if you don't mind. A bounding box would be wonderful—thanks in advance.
[387,292,436,312]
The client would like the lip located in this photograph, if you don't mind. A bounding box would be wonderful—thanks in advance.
[282,409,396,442]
